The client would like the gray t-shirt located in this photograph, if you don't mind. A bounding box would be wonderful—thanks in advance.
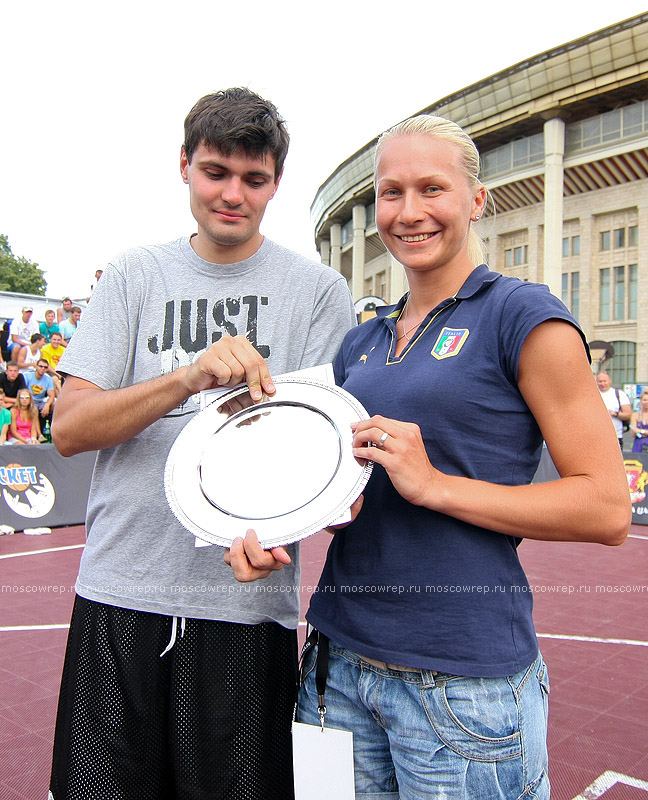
[59,236,356,627]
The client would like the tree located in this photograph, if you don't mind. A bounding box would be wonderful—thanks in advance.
[0,235,47,295]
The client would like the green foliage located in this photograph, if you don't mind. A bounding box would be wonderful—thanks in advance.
[0,235,47,295]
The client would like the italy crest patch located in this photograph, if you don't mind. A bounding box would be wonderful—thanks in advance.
[431,327,469,360]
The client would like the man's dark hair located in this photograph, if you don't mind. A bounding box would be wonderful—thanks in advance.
[183,88,289,180]
[31,333,45,344]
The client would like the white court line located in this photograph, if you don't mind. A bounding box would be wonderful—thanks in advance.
[0,624,70,632]
[629,533,648,540]
[572,770,648,799]
[537,632,648,647]
[0,544,85,560]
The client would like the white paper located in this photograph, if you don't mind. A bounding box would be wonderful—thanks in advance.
[292,721,355,799]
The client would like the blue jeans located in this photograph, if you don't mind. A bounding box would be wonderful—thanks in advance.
[297,640,550,800]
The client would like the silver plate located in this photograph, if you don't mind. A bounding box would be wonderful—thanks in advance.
[164,377,373,547]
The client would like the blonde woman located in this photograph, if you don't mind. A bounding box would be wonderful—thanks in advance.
[630,390,648,452]
[9,390,40,444]
[288,116,631,800]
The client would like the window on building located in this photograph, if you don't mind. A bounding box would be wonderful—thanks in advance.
[600,231,610,251]
[563,236,580,257]
[376,271,387,300]
[364,277,373,296]
[513,245,528,265]
[600,265,637,322]
[629,225,639,247]
[599,268,610,322]
[562,272,580,320]
[571,272,580,321]
[505,249,513,268]
[629,264,638,319]
[614,266,625,320]
[614,228,626,249]
[609,341,636,385]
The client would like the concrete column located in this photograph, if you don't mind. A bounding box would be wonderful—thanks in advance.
[351,205,366,301]
[330,224,342,273]
[320,238,330,267]
[389,255,408,303]
[529,225,543,284]
[543,117,565,298]
[579,215,593,336]
[636,205,648,381]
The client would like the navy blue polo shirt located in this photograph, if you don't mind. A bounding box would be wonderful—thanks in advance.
[307,265,586,677]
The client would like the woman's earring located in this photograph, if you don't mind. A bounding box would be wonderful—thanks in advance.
[473,214,481,221]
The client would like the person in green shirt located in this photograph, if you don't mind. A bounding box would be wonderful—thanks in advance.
[39,309,61,343]
[0,390,11,443]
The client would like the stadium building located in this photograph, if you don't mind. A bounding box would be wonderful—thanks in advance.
[311,13,648,386]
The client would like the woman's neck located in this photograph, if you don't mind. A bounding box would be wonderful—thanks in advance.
[404,265,473,318]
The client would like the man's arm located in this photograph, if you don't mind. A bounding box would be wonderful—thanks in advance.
[52,335,275,456]
[41,389,56,415]
[15,346,31,370]
[616,400,632,422]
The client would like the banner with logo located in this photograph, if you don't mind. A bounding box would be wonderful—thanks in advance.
[623,452,648,525]
[533,447,648,526]
[0,445,96,531]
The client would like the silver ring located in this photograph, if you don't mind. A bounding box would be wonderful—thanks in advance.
[378,431,389,446]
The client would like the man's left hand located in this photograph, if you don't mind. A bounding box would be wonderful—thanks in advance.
[224,529,291,582]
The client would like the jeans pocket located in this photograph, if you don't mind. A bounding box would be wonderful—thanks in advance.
[421,675,522,762]
[536,658,550,726]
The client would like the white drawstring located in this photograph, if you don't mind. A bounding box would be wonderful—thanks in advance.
[159,615,186,657]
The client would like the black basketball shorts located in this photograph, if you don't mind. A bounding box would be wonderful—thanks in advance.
[49,595,298,800]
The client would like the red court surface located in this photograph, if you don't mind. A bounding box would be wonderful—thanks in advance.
[1,524,647,799]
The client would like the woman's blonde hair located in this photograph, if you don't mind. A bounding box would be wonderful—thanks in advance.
[374,115,490,266]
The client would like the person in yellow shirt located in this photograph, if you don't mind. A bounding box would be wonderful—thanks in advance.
[41,332,65,390]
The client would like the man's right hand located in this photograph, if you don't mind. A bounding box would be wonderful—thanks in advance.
[184,335,275,402]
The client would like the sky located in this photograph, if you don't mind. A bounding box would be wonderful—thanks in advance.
[2,1,646,300]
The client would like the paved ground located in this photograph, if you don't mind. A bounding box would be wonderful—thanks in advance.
[1,524,647,799]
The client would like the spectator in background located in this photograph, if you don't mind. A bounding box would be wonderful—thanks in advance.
[41,332,65,374]
[0,362,27,407]
[0,390,11,443]
[597,370,631,448]
[17,333,46,372]
[40,309,61,343]
[60,306,81,344]
[8,390,40,444]
[88,269,103,302]
[57,297,73,324]
[630,389,648,453]
[9,306,39,360]
[24,359,56,430]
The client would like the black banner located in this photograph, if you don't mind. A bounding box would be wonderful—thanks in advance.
[0,445,96,531]
[623,451,648,525]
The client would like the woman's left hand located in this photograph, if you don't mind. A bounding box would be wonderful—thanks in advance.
[352,415,439,507]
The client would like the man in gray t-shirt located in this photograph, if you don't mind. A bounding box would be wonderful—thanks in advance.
[50,88,355,800]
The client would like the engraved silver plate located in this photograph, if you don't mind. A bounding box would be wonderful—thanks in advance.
[164,378,373,547]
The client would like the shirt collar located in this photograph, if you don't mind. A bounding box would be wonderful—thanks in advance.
[376,264,501,321]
